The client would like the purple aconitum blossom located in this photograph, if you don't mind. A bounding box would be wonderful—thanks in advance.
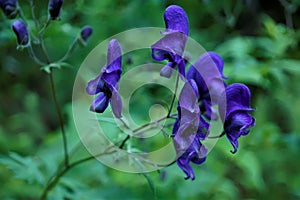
[151,5,189,78]
[187,52,227,120]
[48,0,63,20]
[12,20,29,46]
[218,83,255,154]
[173,80,209,180]
[80,26,93,43]
[86,39,123,118]
[0,0,18,19]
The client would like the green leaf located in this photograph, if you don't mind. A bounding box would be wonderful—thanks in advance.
[0,152,45,185]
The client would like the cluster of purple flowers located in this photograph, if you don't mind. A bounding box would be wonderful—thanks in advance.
[85,5,255,180]
[0,0,93,48]
[152,5,255,180]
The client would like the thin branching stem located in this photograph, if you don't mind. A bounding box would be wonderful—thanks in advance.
[49,72,69,168]
[40,147,116,200]
[56,39,78,63]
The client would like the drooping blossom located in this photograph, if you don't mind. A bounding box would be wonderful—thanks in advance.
[151,5,189,78]
[86,39,123,118]
[218,83,255,153]
[187,52,227,120]
[172,80,209,180]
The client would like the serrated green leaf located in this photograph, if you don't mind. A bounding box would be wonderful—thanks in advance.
[0,152,45,185]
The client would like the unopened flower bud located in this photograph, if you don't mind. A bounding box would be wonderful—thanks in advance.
[12,20,29,46]
[80,26,93,44]
[48,0,63,20]
[0,0,18,19]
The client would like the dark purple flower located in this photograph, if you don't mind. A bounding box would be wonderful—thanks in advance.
[80,26,93,43]
[12,20,29,46]
[172,80,209,180]
[48,0,63,20]
[151,5,189,78]
[176,138,207,180]
[0,0,18,19]
[218,83,255,153]
[86,39,123,118]
[187,52,226,120]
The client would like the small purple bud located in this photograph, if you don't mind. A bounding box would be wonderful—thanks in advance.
[12,20,29,46]
[48,0,63,20]
[0,0,18,19]
[80,26,93,43]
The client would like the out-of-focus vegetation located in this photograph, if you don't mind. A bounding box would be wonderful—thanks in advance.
[1,0,300,199]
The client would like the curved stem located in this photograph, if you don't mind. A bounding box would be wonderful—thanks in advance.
[49,72,69,167]
[132,113,176,133]
[40,112,177,198]
[56,39,78,63]
[27,45,47,66]
[29,0,39,31]
[39,18,51,36]
[17,6,27,23]
[207,131,226,139]
[40,147,116,200]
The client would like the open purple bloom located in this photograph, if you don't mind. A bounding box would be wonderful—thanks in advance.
[86,39,123,118]
[80,26,93,43]
[48,0,63,20]
[0,0,18,18]
[172,80,209,180]
[12,20,29,46]
[151,5,189,78]
[218,83,255,153]
[187,52,226,120]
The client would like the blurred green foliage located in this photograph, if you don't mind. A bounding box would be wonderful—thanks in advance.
[1,0,300,199]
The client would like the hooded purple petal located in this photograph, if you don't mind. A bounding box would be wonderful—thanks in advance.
[110,87,122,118]
[218,83,255,153]
[177,80,200,123]
[225,112,255,153]
[187,52,226,97]
[218,83,254,120]
[176,138,207,180]
[164,5,189,35]
[104,39,122,74]
[151,5,189,78]
[12,20,29,46]
[90,92,110,113]
[151,32,187,78]
[86,75,105,95]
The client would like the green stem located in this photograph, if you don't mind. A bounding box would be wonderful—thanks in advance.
[39,18,51,36]
[40,112,178,198]
[39,147,116,200]
[56,39,78,63]
[49,72,69,168]
[207,131,226,139]
[29,0,39,31]
[27,45,47,66]
[17,6,27,23]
